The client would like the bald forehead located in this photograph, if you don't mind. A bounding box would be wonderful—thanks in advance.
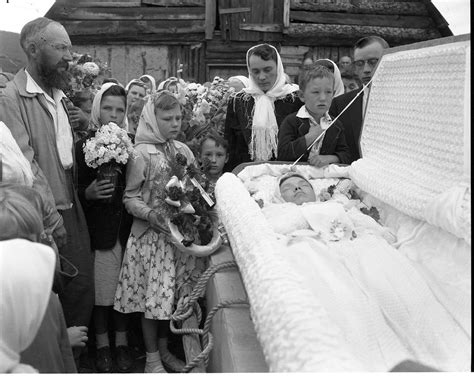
[40,23,71,45]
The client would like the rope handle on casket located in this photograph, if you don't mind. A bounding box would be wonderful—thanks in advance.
[290,77,374,168]
[170,261,250,372]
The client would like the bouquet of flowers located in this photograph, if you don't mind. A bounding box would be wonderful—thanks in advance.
[176,76,235,154]
[150,151,221,256]
[83,122,136,169]
[65,53,111,98]
[83,122,136,202]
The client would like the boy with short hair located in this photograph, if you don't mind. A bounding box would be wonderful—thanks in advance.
[199,131,229,184]
[277,65,352,167]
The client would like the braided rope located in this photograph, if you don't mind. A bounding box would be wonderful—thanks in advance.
[201,298,250,366]
[170,260,248,372]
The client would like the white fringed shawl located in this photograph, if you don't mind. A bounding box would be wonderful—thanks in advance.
[243,44,299,161]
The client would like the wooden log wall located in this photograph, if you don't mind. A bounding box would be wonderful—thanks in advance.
[48,0,206,44]
[47,0,452,82]
[280,45,352,84]
[287,0,448,46]
[218,0,284,42]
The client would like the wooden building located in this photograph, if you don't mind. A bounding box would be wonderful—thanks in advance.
[46,0,453,84]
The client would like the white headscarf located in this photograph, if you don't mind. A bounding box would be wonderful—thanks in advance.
[243,44,299,161]
[315,59,345,97]
[89,83,127,131]
[139,74,157,93]
[0,239,56,373]
[228,75,250,88]
[125,79,144,92]
[0,121,34,187]
[157,77,179,91]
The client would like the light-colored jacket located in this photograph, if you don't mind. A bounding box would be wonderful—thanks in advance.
[124,141,195,239]
[0,69,74,211]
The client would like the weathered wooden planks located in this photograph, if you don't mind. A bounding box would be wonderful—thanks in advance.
[63,0,141,6]
[290,0,429,15]
[205,0,216,39]
[53,6,205,20]
[239,23,283,32]
[290,11,434,29]
[64,20,205,36]
[142,0,205,6]
[287,23,442,45]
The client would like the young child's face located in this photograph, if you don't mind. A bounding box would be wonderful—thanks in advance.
[280,176,316,205]
[156,105,182,140]
[200,139,228,178]
[100,95,126,127]
[127,84,146,106]
[301,76,334,120]
[342,77,360,93]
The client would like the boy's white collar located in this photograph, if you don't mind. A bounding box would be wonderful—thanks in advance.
[296,105,331,123]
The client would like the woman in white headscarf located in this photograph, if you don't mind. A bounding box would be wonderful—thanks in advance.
[0,238,56,373]
[139,74,157,95]
[314,58,345,97]
[224,44,303,171]
[227,75,250,92]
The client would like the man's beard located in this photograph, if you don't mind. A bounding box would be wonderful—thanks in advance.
[38,57,72,91]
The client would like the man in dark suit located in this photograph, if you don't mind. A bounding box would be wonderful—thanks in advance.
[329,36,389,162]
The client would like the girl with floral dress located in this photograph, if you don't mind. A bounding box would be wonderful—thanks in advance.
[76,83,134,373]
[114,91,206,373]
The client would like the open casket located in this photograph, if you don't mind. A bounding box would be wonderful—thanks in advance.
[211,34,470,372]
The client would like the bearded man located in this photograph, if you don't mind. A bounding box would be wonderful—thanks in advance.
[0,18,94,337]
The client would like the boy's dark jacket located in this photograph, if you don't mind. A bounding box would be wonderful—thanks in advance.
[76,131,132,250]
[277,113,353,165]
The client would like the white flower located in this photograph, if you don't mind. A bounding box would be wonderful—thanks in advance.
[82,62,100,76]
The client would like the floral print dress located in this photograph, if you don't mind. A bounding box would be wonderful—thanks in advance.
[114,147,206,320]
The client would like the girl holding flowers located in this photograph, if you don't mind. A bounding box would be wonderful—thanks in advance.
[76,83,134,373]
[114,91,205,373]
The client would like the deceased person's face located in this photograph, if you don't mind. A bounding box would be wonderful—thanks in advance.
[280,176,316,205]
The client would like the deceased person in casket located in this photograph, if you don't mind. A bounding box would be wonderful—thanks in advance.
[234,167,470,371]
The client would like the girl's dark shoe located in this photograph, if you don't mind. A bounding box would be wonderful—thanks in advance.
[116,345,134,372]
[95,346,113,373]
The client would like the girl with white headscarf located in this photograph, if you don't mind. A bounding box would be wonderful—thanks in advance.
[114,91,204,373]
[139,74,157,94]
[0,238,56,373]
[88,82,128,131]
[227,75,250,92]
[76,83,135,372]
[224,44,303,171]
